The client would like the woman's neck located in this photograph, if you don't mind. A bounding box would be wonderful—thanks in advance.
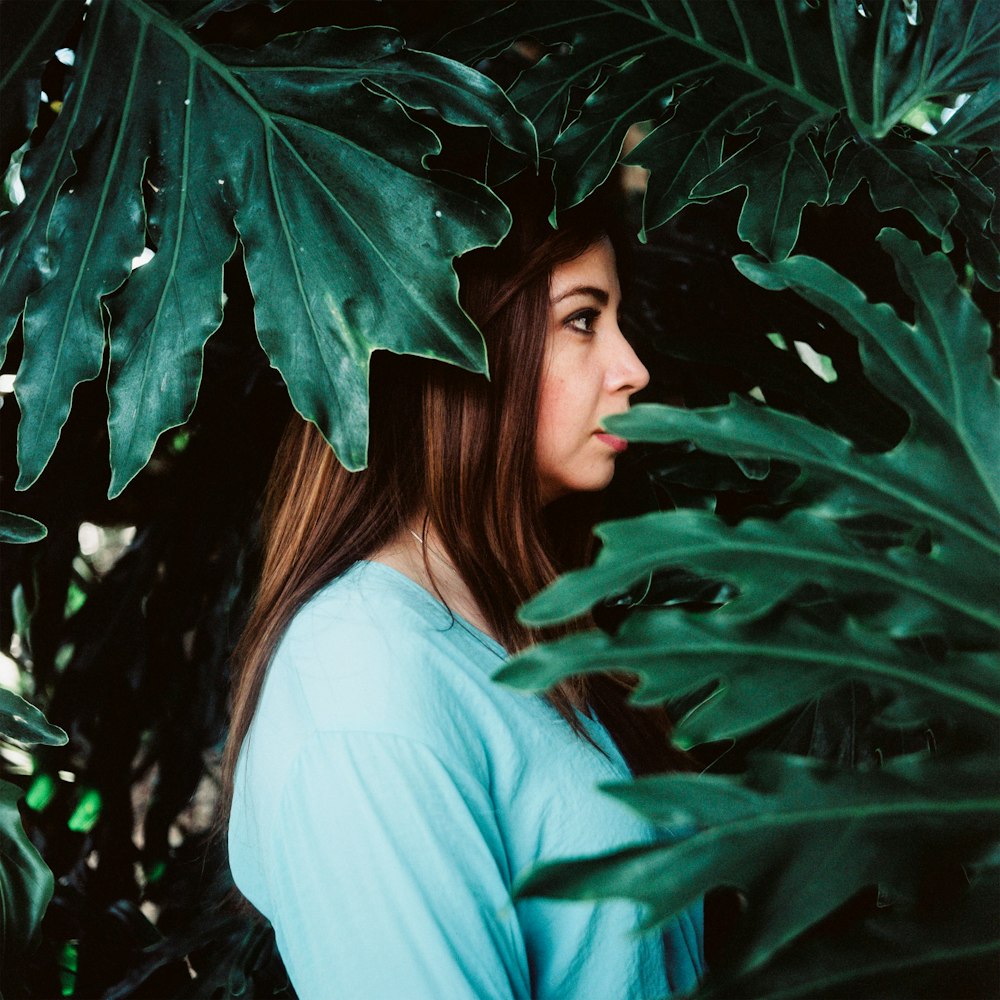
[368,517,498,642]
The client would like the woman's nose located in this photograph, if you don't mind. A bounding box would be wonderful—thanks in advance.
[608,328,650,395]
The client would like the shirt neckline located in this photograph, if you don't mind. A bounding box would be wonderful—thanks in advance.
[356,559,509,660]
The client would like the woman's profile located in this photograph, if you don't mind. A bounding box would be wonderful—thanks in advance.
[221,176,705,999]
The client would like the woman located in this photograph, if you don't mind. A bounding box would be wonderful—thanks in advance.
[223,178,704,999]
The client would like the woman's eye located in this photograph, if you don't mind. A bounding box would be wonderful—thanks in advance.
[566,309,599,335]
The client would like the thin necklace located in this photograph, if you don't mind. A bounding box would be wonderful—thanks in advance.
[406,528,505,658]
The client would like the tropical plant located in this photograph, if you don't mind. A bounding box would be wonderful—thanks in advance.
[0,511,68,999]
[440,0,998,277]
[501,228,1000,995]
[2,0,533,496]
[0,0,996,996]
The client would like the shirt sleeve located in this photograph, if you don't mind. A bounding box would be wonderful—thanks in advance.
[264,729,532,1000]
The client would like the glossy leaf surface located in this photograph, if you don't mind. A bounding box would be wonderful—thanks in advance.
[1,0,532,494]
[440,0,998,264]
[501,609,1000,746]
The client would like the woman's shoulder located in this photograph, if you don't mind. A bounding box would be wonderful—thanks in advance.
[257,560,511,755]
[278,559,502,669]
[278,559,428,658]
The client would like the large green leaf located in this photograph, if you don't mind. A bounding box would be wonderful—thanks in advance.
[0,0,535,495]
[505,228,999,992]
[690,104,829,260]
[439,0,998,260]
[513,752,999,979]
[521,231,999,645]
[826,125,960,250]
[519,507,997,643]
[0,782,55,996]
[500,608,1000,746]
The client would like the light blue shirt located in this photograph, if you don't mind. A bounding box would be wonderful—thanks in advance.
[228,560,704,999]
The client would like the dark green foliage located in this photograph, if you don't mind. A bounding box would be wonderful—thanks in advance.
[441,0,998,275]
[0,0,997,997]
[0,602,65,998]
[1,0,530,495]
[500,230,999,992]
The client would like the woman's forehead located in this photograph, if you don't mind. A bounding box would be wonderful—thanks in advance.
[548,238,619,301]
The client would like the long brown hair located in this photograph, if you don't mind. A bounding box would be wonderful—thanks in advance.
[220,178,683,842]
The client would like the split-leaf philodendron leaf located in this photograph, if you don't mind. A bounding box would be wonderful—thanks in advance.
[0,0,536,496]
[439,0,998,270]
[503,603,999,747]
[500,230,999,989]
[513,753,999,982]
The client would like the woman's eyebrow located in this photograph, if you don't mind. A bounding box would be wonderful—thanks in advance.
[551,285,609,305]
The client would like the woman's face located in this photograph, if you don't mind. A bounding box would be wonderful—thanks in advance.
[536,237,650,504]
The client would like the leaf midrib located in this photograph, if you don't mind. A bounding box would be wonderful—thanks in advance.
[115,50,198,476]
[599,0,834,119]
[617,636,1000,718]
[117,0,484,381]
[625,795,1000,857]
[673,530,998,630]
[629,404,1000,557]
[578,517,998,632]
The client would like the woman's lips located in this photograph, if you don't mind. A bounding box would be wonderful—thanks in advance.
[595,432,628,453]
